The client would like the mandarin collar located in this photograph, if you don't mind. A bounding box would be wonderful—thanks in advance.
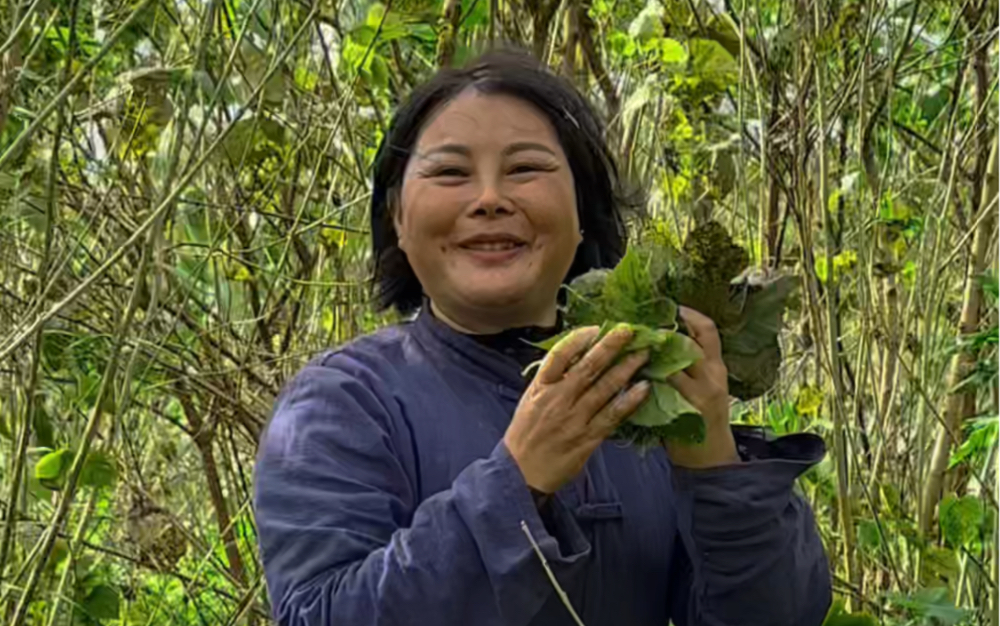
[411,304,544,396]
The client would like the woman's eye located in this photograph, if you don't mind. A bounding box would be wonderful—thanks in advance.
[433,167,468,178]
[509,164,543,175]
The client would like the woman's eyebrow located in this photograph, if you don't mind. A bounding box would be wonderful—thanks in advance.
[417,144,470,160]
[503,142,556,157]
[416,141,556,160]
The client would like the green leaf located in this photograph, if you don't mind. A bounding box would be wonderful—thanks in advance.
[628,0,664,41]
[822,598,877,626]
[80,452,117,490]
[564,269,611,326]
[600,249,675,328]
[889,588,966,626]
[46,538,70,572]
[939,495,984,548]
[688,38,738,88]
[720,273,796,399]
[631,382,698,426]
[32,404,55,449]
[618,382,704,444]
[978,272,998,305]
[658,38,688,64]
[80,584,120,620]
[460,0,490,27]
[794,385,824,417]
[608,31,637,59]
[641,331,701,379]
[949,416,997,469]
[856,519,881,551]
[676,220,748,325]
[35,449,70,481]
[369,54,390,89]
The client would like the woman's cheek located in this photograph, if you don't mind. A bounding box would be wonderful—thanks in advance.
[403,188,460,241]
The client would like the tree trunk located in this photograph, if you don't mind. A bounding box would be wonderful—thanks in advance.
[179,394,247,586]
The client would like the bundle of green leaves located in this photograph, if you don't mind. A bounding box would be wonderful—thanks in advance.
[534,221,797,448]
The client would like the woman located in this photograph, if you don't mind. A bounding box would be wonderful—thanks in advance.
[254,50,831,625]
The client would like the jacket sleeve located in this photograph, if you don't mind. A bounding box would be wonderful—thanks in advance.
[253,357,591,626]
[668,427,832,626]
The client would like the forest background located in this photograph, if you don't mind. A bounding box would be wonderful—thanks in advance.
[0,0,996,623]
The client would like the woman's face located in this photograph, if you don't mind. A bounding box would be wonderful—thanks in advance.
[396,90,581,331]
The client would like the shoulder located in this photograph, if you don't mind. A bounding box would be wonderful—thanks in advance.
[259,323,421,460]
[283,322,418,396]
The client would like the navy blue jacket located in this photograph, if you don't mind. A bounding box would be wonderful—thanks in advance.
[254,308,831,625]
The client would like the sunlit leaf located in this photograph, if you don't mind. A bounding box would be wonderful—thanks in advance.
[658,38,688,64]
[795,385,824,417]
[35,448,70,487]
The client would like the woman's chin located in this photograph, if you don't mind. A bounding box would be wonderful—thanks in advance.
[461,287,529,310]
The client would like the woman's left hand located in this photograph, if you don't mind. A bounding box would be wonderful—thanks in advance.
[663,306,741,468]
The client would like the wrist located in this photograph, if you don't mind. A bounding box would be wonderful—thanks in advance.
[665,420,740,468]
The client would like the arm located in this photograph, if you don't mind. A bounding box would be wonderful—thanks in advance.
[253,358,591,626]
[668,427,832,626]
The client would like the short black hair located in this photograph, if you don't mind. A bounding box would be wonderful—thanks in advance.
[370,48,629,314]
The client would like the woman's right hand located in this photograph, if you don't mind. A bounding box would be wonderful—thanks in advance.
[503,326,651,495]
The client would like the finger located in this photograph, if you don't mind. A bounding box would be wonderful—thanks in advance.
[564,326,635,393]
[577,350,649,416]
[678,307,722,360]
[666,370,696,400]
[537,326,601,384]
[589,381,651,435]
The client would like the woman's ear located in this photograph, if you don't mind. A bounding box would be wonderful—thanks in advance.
[390,190,409,253]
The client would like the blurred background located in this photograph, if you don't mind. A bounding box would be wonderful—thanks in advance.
[0,0,996,623]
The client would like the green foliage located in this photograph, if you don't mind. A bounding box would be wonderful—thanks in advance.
[939,495,986,550]
[823,599,878,626]
[674,221,797,399]
[78,584,121,622]
[35,448,71,489]
[888,588,967,626]
[949,416,998,470]
[676,220,748,325]
[540,223,794,446]
[33,448,117,491]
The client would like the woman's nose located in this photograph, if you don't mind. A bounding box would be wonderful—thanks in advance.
[471,179,511,217]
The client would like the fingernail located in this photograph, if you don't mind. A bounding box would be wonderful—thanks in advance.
[634,381,651,394]
[613,323,633,337]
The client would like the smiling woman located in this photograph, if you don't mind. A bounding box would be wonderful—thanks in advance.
[396,91,581,333]
[369,50,627,321]
[253,49,831,626]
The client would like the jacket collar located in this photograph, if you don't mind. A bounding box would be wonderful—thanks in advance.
[410,303,541,397]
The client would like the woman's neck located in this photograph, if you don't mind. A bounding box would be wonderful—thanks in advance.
[429,299,558,335]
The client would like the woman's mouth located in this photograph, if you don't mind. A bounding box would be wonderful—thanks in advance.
[463,241,524,252]
[457,235,528,263]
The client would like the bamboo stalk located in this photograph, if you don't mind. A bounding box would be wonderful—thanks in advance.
[920,133,998,535]
[812,0,858,604]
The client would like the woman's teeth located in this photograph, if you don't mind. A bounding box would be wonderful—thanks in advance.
[466,242,520,251]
